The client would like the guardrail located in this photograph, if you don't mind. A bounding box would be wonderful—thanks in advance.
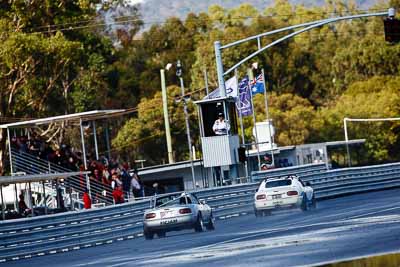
[251,163,327,182]
[1,162,400,262]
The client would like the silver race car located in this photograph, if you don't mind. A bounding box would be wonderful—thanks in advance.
[143,192,215,239]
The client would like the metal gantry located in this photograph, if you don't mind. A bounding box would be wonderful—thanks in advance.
[213,8,394,169]
[215,9,394,92]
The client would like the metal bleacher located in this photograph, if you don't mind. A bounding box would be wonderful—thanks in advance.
[11,148,113,206]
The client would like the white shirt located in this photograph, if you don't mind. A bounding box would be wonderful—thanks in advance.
[111,178,122,189]
[213,119,230,135]
[131,178,141,190]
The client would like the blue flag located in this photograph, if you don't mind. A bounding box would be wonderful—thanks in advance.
[236,76,253,117]
[250,74,265,95]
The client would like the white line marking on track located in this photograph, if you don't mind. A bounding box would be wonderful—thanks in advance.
[348,206,400,219]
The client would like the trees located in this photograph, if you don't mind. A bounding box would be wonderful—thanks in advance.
[251,93,317,146]
[0,25,84,174]
[2,0,399,171]
[316,76,400,162]
[0,1,118,174]
[112,85,199,165]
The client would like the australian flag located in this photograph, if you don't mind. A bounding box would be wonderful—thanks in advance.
[250,74,265,95]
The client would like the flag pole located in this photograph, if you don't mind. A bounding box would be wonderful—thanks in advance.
[261,68,275,167]
[248,77,261,170]
[235,69,248,178]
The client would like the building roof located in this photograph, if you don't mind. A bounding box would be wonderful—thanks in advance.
[0,172,90,185]
[325,139,366,147]
[194,96,236,105]
[0,109,130,129]
[137,160,204,175]
[248,145,294,156]
[247,139,366,157]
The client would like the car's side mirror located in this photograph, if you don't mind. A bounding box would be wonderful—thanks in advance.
[199,199,206,205]
[305,182,311,187]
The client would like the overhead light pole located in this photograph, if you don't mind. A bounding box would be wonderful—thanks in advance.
[160,65,174,164]
[176,60,197,190]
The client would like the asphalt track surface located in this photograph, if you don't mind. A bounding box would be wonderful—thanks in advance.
[3,189,400,267]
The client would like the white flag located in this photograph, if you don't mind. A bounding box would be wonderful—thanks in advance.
[203,75,238,99]
[225,76,238,98]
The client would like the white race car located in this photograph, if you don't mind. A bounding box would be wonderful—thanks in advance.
[143,192,215,239]
[254,175,316,216]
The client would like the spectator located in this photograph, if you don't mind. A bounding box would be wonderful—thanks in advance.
[11,136,18,150]
[109,158,119,170]
[111,173,122,190]
[52,149,64,166]
[100,156,109,167]
[103,168,110,182]
[93,169,102,182]
[40,142,54,161]
[18,194,28,215]
[102,172,110,185]
[278,159,283,168]
[260,163,268,171]
[28,143,40,157]
[56,183,65,210]
[66,156,78,171]
[135,170,145,197]
[121,163,132,197]
[131,171,141,199]
[83,189,92,209]
[212,112,230,135]
[17,136,28,153]
[112,185,124,204]
[152,182,164,195]
[89,161,99,176]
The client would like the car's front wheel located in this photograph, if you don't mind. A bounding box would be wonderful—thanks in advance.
[255,208,270,217]
[262,210,271,216]
[194,213,205,232]
[157,231,166,238]
[144,228,154,240]
[206,212,215,230]
[310,195,317,209]
[300,196,308,211]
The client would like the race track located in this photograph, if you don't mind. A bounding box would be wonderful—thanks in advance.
[3,189,400,267]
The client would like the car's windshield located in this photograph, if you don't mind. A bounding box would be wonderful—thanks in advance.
[265,179,292,188]
[155,195,181,207]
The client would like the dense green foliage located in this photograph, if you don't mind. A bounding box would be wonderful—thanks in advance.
[1,0,400,171]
